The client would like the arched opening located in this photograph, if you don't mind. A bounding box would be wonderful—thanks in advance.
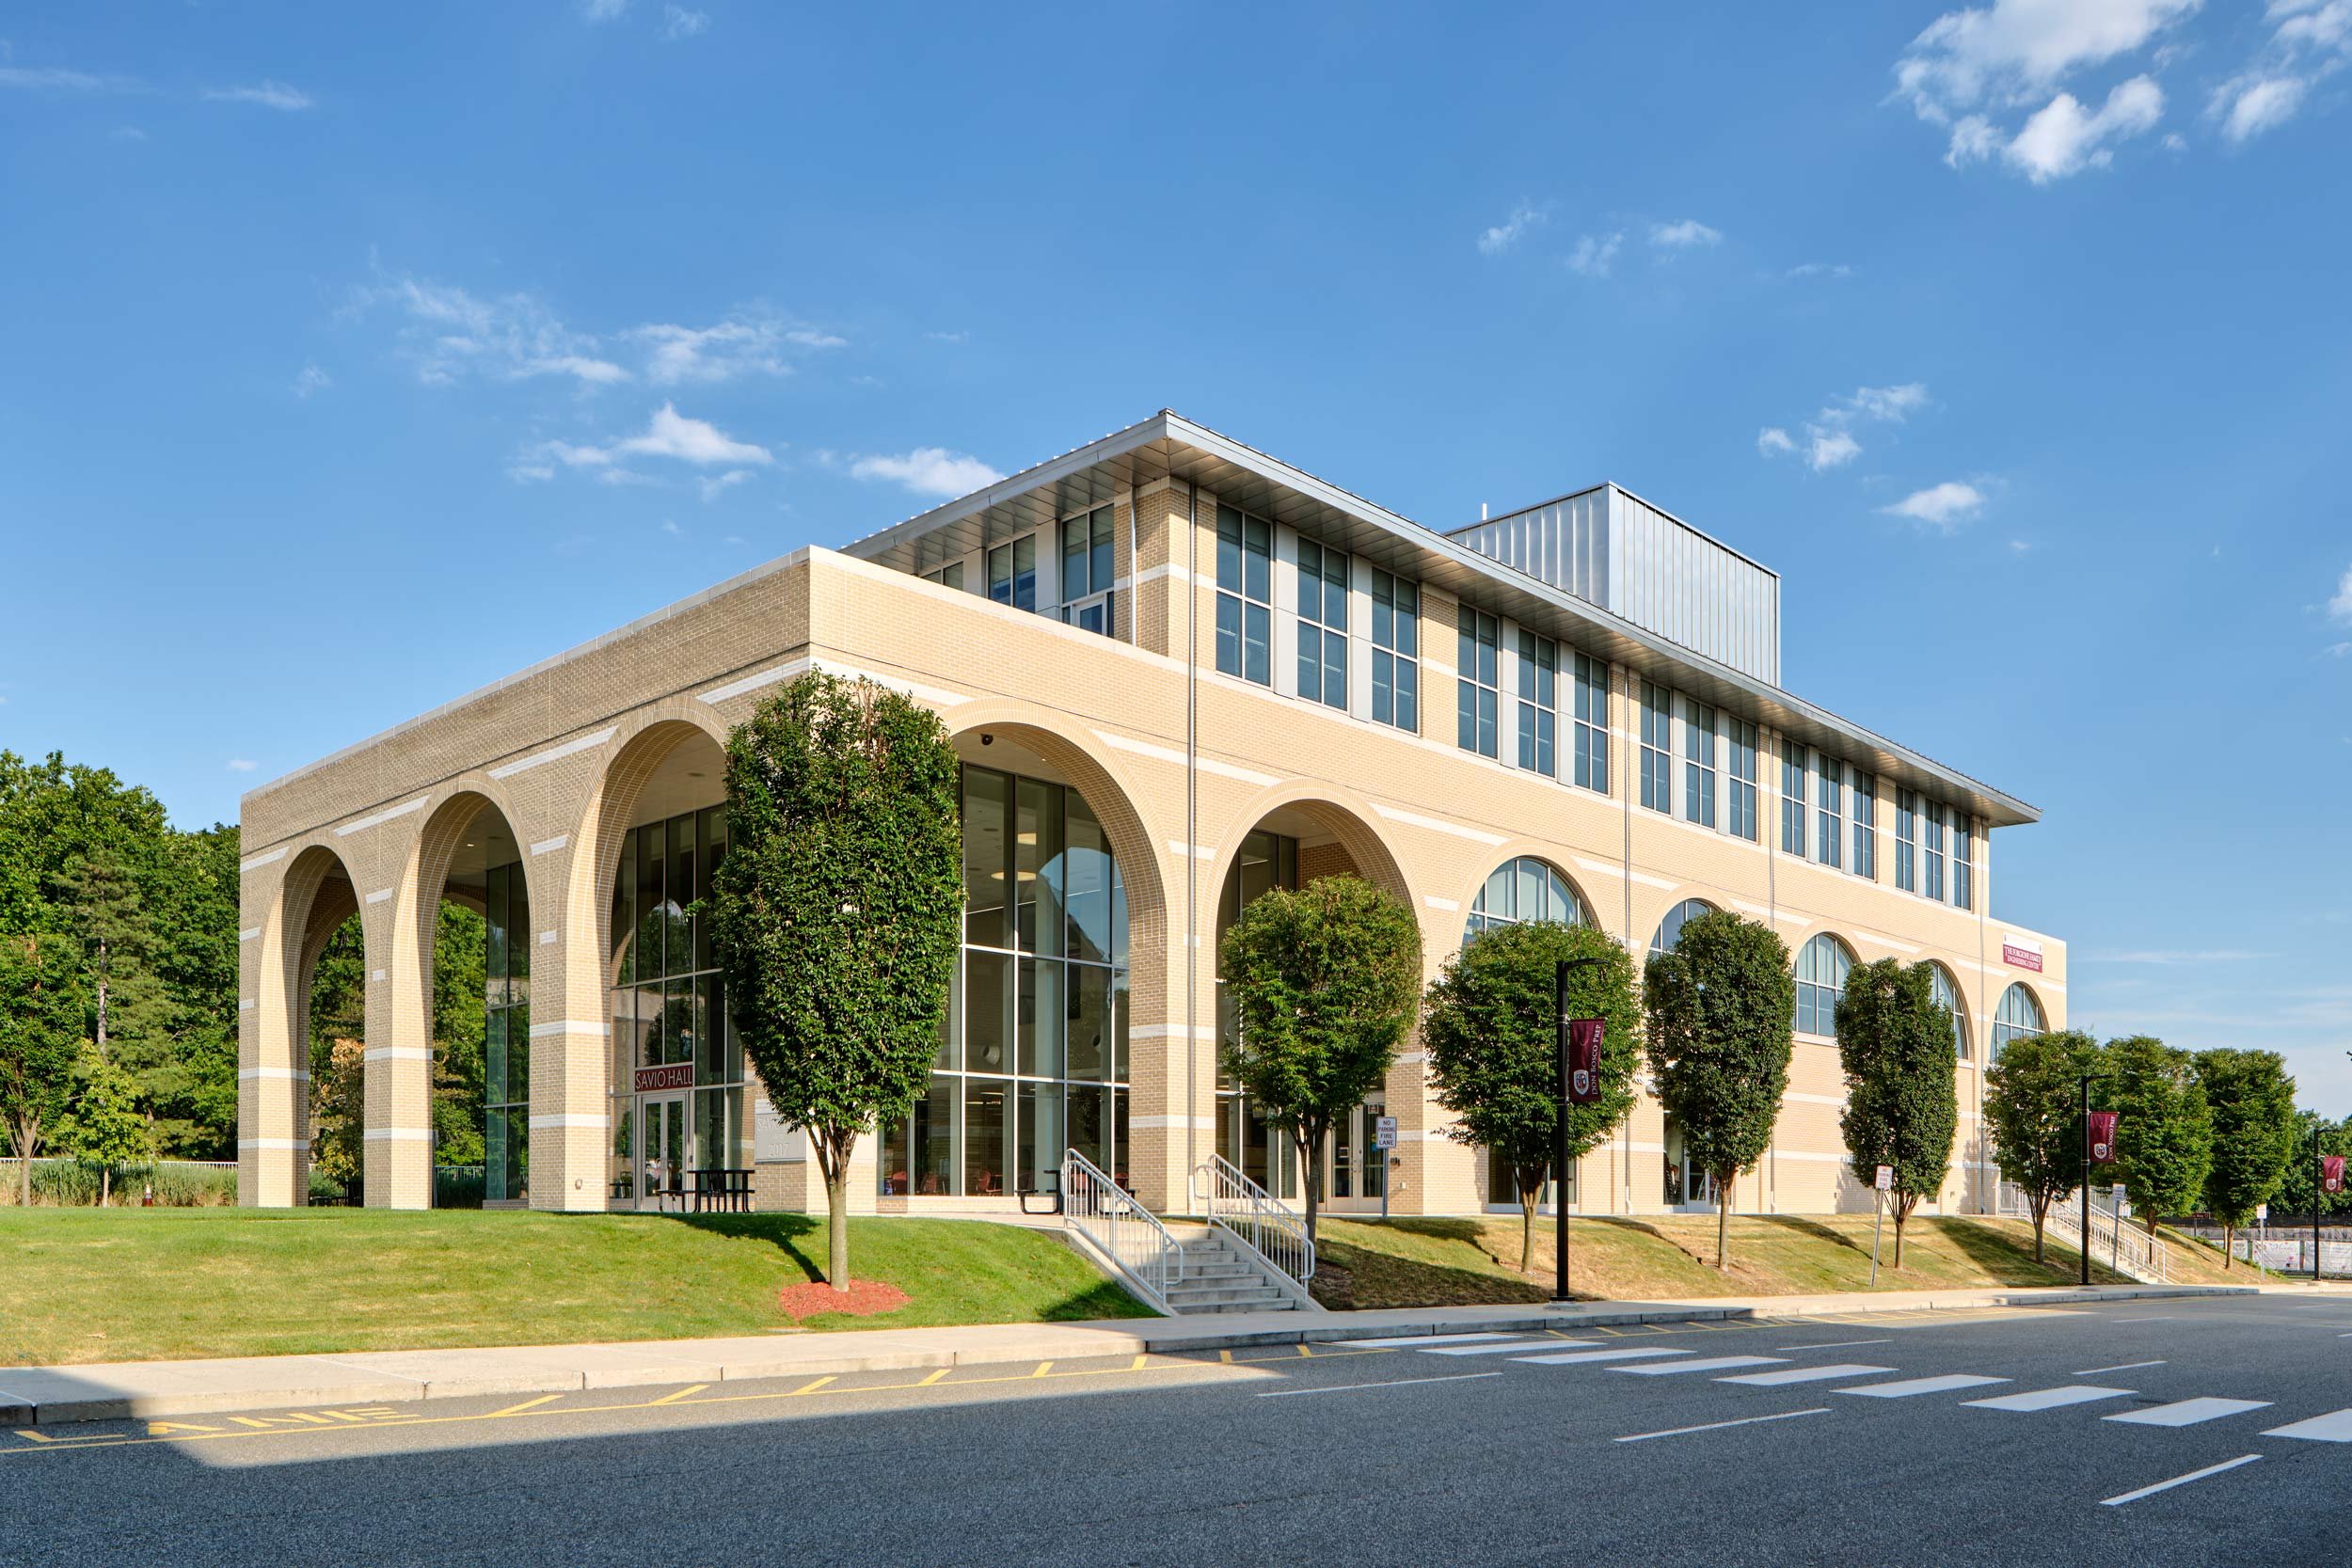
[1794,932,1856,1039]
[1462,856,1592,947]
[1927,961,1970,1062]
[1991,982,2045,1061]
[268,845,363,1207]
[1647,897,1718,957]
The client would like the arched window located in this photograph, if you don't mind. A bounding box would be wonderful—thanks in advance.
[1991,983,2044,1061]
[1928,963,1969,1060]
[1648,898,1717,956]
[1463,856,1588,943]
[1794,933,1853,1037]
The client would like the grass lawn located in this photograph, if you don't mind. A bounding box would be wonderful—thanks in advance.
[0,1209,1149,1367]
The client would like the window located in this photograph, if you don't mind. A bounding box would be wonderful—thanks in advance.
[1726,718,1758,842]
[1457,609,1500,758]
[482,860,532,1204]
[1058,505,1116,636]
[1930,965,1969,1060]
[1991,983,2044,1061]
[1571,653,1609,794]
[1648,897,1716,956]
[1781,745,1807,858]
[1518,631,1557,777]
[1640,681,1673,814]
[1215,505,1271,685]
[1954,817,1974,911]
[1216,830,1302,1199]
[1895,788,1918,893]
[1794,933,1852,1037]
[1677,699,1717,828]
[1816,754,1842,870]
[987,535,1037,612]
[1925,802,1947,902]
[1296,539,1348,708]
[1371,570,1419,733]
[1852,771,1878,880]
[1464,857,1588,943]
[922,561,966,592]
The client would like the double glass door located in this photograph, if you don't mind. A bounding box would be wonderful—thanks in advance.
[637,1092,688,1212]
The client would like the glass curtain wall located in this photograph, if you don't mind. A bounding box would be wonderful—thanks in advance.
[482,861,531,1204]
[878,765,1130,1196]
[1216,829,1302,1198]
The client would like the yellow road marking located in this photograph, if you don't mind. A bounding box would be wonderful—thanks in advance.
[1219,1350,1234,1364]
[1030,1362,1054,1378]
[486,1395,563,1418]
[650,1384,711,1406]
[1130,1354,1149,1370]
[1295,1344,1314,1358]
[790,1376,835,1396]
[13,1431,56,1444]
[918,1369,950,1386]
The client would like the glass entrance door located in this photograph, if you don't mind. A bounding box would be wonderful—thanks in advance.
[637,1092,688,1212]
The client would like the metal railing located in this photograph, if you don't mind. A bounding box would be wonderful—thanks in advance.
[2004,1190,2169,1282]
[1192,1152,1314,1293]
[1060,1148,1183,1312]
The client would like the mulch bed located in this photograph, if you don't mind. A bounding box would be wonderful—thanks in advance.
[776,1277,913,1321]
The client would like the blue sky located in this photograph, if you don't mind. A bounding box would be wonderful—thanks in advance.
[4,3,2348,1105]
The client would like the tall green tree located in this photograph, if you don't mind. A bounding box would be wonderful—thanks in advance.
[2194,1049,2297,1266]
[1982,1028,2106,1261]
[1422,920,1640,1273]
[59,1043,153,1204]
[1835,958,1959,1269]
[1644,911,1795,1270]
[2276,1111,2352,1220]
[56,846,169,1061]
[1221,874,1423,1245]
[432,902,490,1168]
[0,933,84,1205]
[2105,1035,2213,1236]
[708,673,964,1291]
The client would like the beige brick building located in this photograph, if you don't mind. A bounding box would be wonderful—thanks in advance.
[236,410,2064,1221]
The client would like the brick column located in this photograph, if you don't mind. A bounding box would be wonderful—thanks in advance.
[363,880,433,1210]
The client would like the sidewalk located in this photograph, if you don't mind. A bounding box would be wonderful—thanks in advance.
[0,1281,2256,1429]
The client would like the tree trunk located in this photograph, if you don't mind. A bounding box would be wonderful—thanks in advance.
[1300,1131,1322,1246]
[100,1165,111,1207]
[817,1132,852,1291]
[2222,1223,2234,1269]
[1892,1201,1907,1269]
[1517,1168,1545,1274]
[2145,1212,2160,1240]
[1716,1173,1732,1271]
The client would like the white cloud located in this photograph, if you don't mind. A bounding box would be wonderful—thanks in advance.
[227,758,259,773]
[699,469,753,501]
[1843,383,1931,421]
[2204,1,2352,143]
[1649,218,1723,247]
[1566,231,1624,277]
[1983,74,2166,181]
[0,62,139,92]
[292,362,331,398]
[2328,562,2352,622]
[1478,201,1547,256]
[662,6,710,40]
[1808,431,1863,471]
[785,327,846,348]
[925,329,969,344]
[204,81,314,111]
[1880,481,1986,528]
[513,406,770,483]
[582,0,629,20]
[1756,427,1796,457]
[2217,74,2309,141]
[1785,261,1853,279]
[629,315,841,385]
[358,273,630,388]
[1759,383,1931,470]
[614,404,772,465]
[850,448,1004,498]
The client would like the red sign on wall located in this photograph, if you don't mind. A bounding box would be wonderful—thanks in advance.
[2324,1156,2345,1195]
[2087,1110,2119,1164]
[635,1063,693,1093]
[1565,1018,1605,1104]
[2002,936,2044,973]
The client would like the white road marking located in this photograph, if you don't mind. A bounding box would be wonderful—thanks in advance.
[1838,1374,2010,1399]
[1614,1407,1831,1444]
[2106,1398,2271,1428]
[2261,1407,2352,1442]
[1348,1333,1517,1348]
[1510,1347,1697,1367]
[2076,1359,2166,1375]
[2109,1316,2174,1323]
[1964,1385,2135,1413]
[1258,1372,1502,1399]
[1422,1339,1596,1356]
[1718,1363,1896,1386]
[1610,1355,1789,1377]
[2099,1453,2262,1508]
[1773,1338,1894,1353]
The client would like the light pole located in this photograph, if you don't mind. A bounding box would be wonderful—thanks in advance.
[2315,1124,2326,1284]
[2078,1072,2109,1288]
[1553,957,1601,1305]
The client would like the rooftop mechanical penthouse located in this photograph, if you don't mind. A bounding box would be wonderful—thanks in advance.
[235,410,2062,1219]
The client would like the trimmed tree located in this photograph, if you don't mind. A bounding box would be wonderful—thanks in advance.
[0,933,83,1205]
[2193,1048,2297,1267]
[708,673,963,1291]
[60,1043,152,1205]
[2105,1035,2213,1237]
[1422,920,1640,1275]
[1982,1027,2105,1261]
[1221,874,1422,1244]
[1644,910,1794,1271]
[1834,959,1958,1269]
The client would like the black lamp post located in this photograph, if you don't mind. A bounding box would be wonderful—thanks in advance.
[2078,1072,2109,1288]
[1552,957,1601,1304]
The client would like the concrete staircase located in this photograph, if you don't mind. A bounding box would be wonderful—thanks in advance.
[1160,1224,1310,1314]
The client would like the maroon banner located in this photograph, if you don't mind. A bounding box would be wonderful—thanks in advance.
[1566,1018,1604,1104]
[634,1063,694,1093]
[2087,1110,2118,1164]
[2325,1155,2345,1195]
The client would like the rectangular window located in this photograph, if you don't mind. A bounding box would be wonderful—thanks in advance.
[1851,771,1878,880]
[1371,570,1419,733]
[1781,744,1807,858]
[922,560,966,592]
[1681,699,1717,828]
[1058,505,1115,636]
[1955,817,1974,911]
[1640,681,1673,814]
[1215,505,1271,685]
[1571,653,1609,794]
[987,535,1037,613]
[1925,801,1947,901]
[1295,539,1348,709]
[1726,718,1759,842]
[1517,630,1557,777]
[1816,754,1843,870]
[1456,608,1500,758]
[1896,787,1918,893]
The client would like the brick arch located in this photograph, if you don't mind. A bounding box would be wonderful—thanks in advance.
[1201,779,1419,920]
[244,840,365,1206]
[399,779,539,1059]
[1447,842,1608,952]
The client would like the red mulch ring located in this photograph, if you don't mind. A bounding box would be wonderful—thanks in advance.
[776,1278,913,1321]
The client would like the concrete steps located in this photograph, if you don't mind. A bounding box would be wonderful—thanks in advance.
[1162,1230,1307,1314]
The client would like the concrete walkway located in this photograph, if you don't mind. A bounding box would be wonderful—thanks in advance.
[0,1281,2259,1428]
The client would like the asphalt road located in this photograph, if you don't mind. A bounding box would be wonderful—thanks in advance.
[8,1295,2352,1567]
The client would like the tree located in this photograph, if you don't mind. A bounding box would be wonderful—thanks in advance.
[0,933,83,1205]
[708,673,963,1291]
[1644,911,1794,1270]
[59,1043,152,1204]
[1221,874,1423,1245]
[1835,959,1959,1269]
[2105,1035,2213,1236]
[56,846,169,1064]
[1422,920,1640,1273]
[1982,1028,2105,1261]
[2194,1049,2297,1266]
[2276,1111,2352,1221]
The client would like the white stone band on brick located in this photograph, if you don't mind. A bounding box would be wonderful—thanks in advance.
[238,1137,307,1150]
[1094,729,1280,787]
[239,847,289,873]
[530,833,569,856]
[528,1020,611,1038]
[1129,1023,1216,1041]
[334,796,428,836]
[538,930,557,945]
[361,1128,435,1141]
[1423,895,1459,911]
[1131,1115,1216,1131]
[489,725,618,781]
[1373,802,1505,846]
[371,968,387,982]
[528,1114,612,1131]
[1165,840,1216,861]
[238,998,256,1011]
[364,887,393,904]
[238,927,262,942]
[362,1047,432,1062]
[237,1067,311,1081]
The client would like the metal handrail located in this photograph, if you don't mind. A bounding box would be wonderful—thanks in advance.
[1060,1148,1183,1312]
[2004,1189,2169,1282]
[1191,1152,1315,1289]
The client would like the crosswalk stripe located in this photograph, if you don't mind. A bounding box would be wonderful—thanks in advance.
[1963,1385,2134,1413]
[1837,1374,2010,1399]
[2260,1408,2352,1442]
[1719,1363,1896,1386]
[1422,1339,1597,1356]
[1348,1333,1518,1348]
[1509,1347,1696,1367]
[2106,1398,2271,1428]
[1609,1355,1788,1377]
